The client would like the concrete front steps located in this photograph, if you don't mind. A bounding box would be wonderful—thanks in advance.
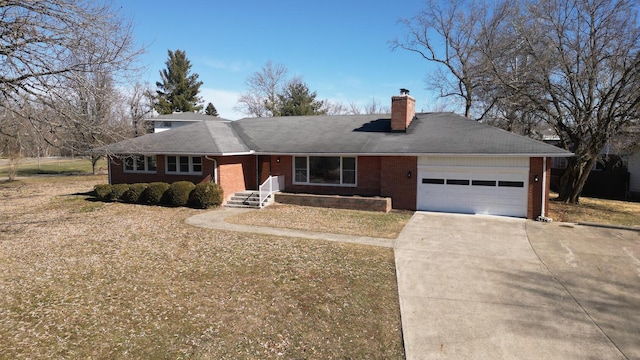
[225,191,275,209]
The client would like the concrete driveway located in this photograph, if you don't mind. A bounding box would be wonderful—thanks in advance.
[395,212,639,360]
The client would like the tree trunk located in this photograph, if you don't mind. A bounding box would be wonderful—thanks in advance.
[7,156,19,182]
[91,155,101,175]
[557,156,597,204]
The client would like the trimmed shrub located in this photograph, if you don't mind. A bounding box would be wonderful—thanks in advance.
[189,182,224,209]
[163,181,196,207]
[110,184,130,202]
[94,184,112,201]
[122,183,148,203]
[140,182,170,205]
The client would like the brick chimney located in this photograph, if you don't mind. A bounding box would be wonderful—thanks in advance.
[391,88,416,132]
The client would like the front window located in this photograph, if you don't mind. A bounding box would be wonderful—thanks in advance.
[166,155,203,175]
[295,157,308,182]
[293,156,356,186]
[123,155,157,173]
[192,156,202,173]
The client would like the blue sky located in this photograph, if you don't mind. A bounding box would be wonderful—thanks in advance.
[115,0,443,119]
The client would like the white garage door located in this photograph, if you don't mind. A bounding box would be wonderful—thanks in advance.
[417,157,529,218]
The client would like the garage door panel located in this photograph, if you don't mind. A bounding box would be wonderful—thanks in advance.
[417,162,528,218]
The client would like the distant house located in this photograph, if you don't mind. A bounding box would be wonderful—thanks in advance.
[548,138,633,199]
[626,146,640,197]
[99,91,571,219]
[149,112,221,133]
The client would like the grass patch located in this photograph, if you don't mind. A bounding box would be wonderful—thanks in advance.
[0,176,404,359]
[0,157,107,178]
[226,204,413,239]
[548,195,640,227]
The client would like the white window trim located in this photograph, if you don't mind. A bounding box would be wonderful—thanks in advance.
[292,156,357,187]
[165,155,203,175]
[123,155,157,174]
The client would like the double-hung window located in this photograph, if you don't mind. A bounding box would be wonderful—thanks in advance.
[166,155,202,175]
[123,155,157,173]
[293,156,356,186]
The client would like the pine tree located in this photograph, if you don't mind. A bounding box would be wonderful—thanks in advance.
[205,102,219,116]
[276,78,326,116]
[155,49,203,114]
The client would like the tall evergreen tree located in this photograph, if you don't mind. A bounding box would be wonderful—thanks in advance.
[276,78,326,116]
[205,102,219,116]
[155,49,203,114]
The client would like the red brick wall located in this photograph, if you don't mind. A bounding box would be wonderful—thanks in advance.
[391,95,416,131]
[544,157,551,217]
[109,155,257,203]
[275,193,391,212]
[216,156,256,202]
[380,156,417,210]
[528,157,544,219]
[269,155,382,197]
[269,155,417,210]
[109,155,214,185]
[270,155,292,186]
[357,156,382,194]
[111,154,422,208]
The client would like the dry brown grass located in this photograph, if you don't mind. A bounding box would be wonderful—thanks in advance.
[548,195,640,227]
[226,203,413,239]
[0,177,404,359]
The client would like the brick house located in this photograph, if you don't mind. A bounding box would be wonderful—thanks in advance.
[100,91,571,219]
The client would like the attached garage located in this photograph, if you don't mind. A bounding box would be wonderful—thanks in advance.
[417,156,529,217]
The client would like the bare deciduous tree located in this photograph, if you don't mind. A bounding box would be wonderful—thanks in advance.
[348,102,362,115]
[322,101,349,116]
[363,98,390,114]
[235,61,289,117]
[500,0,640,203]
[128,82,155,136]
[0,0,143,165]
[391,0,497,118]
[0,107,30,180]
[59,66,131,173]
[398,0,640,204]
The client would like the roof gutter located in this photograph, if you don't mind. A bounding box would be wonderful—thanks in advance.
[108,150,254,157]
[250,151,574,158]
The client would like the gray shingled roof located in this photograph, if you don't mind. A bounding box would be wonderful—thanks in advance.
[146,112,227,122]
[231,112,571,156]
[100,120,250,155]
[99,112,571,157]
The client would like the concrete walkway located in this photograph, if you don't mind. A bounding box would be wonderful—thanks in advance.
[185,207,393,248]
[395,212,627,360]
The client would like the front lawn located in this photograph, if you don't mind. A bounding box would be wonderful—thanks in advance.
[0,177,404,359]
[226,204,413,239]
[548,195,640,227]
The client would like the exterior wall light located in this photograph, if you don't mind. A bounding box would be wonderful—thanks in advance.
[407,170,412,179]
[534,175,539,182]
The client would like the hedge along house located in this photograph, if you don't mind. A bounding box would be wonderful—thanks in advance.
[99,90,571,219]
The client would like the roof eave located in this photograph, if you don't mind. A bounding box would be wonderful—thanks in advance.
[108,150,254,156]
[252,151,574,157]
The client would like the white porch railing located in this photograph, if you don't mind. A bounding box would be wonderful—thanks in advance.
[259,175,284,208]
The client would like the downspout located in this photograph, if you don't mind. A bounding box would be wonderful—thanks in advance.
[204,156,217,183]
[107,156,112,184]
